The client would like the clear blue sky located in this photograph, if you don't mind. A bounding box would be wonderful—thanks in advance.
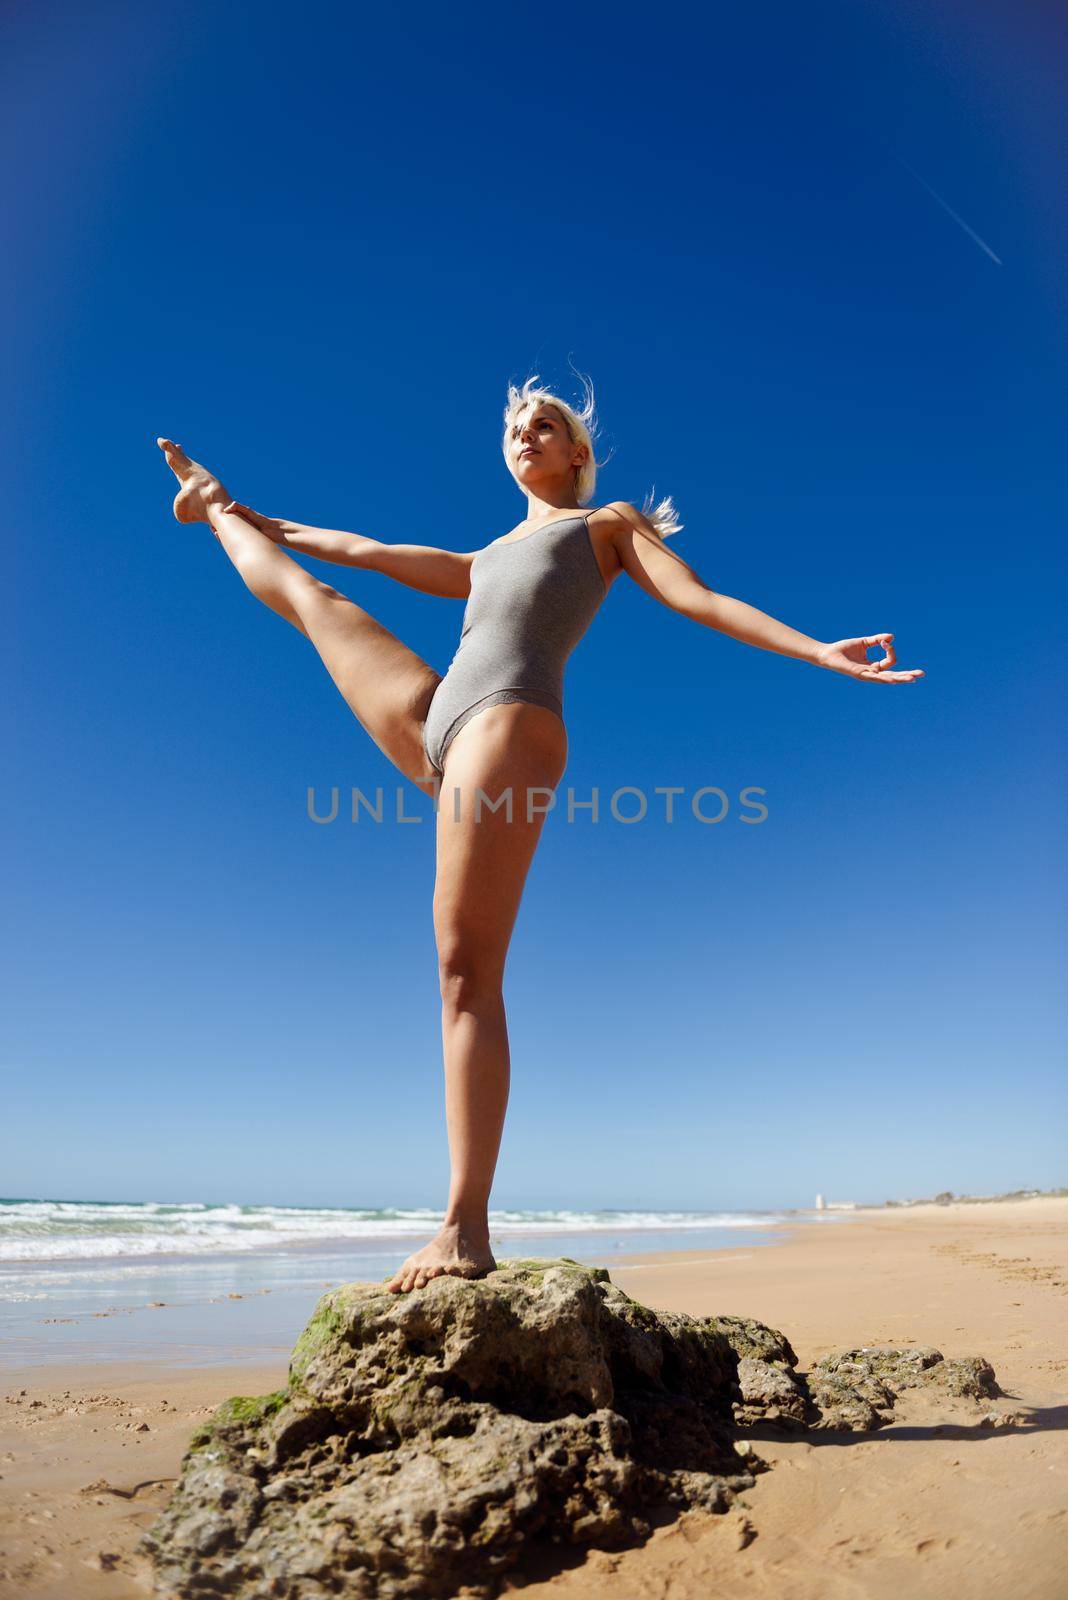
[4,0,1065,1211]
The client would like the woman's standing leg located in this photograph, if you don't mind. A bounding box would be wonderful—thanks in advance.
[386,702,568,1292]
[161,441,565,1292]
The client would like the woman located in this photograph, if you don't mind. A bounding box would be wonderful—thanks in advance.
[157,373,923,1294]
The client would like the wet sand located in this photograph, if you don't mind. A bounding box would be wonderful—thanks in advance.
[2,1196,1065,1599]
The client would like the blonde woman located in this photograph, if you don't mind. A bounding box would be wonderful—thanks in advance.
[157,374,923,1293]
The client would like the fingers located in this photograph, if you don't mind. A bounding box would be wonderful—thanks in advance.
[225,502,270,531]
[860,633,896,672]
[856,666,925,683]
[851,633,924,682]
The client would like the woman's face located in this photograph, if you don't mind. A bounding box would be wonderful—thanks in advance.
[507,404,586,496]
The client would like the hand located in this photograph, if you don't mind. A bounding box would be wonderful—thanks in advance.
[815,634,925,683]
[222,501,293,544]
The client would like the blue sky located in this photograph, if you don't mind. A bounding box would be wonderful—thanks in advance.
[4,0,1065,1211]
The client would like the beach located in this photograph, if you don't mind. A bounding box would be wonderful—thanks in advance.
[1,1195,1064,1599]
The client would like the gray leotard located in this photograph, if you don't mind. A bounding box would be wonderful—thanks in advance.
[421,513,608,777]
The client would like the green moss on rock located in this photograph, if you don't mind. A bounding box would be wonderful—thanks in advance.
[214,1390,289,1428]
[185,1387,290,1452]
[289,1291,350,1381]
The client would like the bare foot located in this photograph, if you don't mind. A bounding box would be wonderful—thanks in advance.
[385,1223,497,1294]
[156,438,232,525]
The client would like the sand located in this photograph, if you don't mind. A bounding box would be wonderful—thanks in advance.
[1,1196,1065,1599]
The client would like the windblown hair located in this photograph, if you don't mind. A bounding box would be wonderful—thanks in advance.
[501,370,683,540]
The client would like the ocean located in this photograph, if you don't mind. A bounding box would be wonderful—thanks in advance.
[0,1197,844,1369]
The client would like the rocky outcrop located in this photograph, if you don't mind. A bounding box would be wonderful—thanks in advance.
[728,1339,1002,1433]
[142,1261,1001,1599]
[142,1261,755,1599]
[807,1345,1000,1426]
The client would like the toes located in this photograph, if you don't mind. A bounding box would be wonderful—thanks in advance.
[158,438,190,471]
[385,1258,415,1293]
[384,1255,493,1293]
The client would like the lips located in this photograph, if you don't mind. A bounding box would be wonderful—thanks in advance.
[520,449,540,458]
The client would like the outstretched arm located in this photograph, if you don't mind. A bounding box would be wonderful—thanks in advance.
[605,502,924,683]
[222,503,475,599]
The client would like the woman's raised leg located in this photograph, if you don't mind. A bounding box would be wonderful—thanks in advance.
[386,702,568,1292]
[158,440,441,783]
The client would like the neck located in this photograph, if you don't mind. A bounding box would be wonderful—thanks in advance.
[524,487,580,521]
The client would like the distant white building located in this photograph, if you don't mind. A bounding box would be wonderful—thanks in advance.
[815,1194,825,1210]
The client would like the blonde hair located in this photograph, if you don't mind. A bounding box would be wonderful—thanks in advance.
[501,370,683,539]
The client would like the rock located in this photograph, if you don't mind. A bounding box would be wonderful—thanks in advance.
[805,1346,1000,1429]
[142,1260,754,1599]
[707,1315,799,1369]
[806,1345,931,1427]
[703,1325,927,1434]
[806,1370,894,1432]
[734,1356,809,1428]
[922,1356,999,1400]
[708,1316,808,1428]
[143,1263,1003,1595]
[978,1409,1022,1429]
[812,1345,945,1389]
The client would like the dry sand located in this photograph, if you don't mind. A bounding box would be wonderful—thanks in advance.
[2,1196,1065,1599]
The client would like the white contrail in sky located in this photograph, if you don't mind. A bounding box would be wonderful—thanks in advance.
[897,156,1003,266]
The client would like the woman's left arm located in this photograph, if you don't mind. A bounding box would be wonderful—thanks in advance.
[604,503,925,684]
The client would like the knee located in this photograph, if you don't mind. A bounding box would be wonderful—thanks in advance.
[437,938,505,1013]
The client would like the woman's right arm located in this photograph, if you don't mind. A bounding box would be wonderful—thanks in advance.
[223,502,475,598]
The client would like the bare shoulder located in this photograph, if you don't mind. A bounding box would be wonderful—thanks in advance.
[590,502,662,540]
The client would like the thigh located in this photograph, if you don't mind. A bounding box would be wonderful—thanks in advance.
[432,704,568,970]
[297,579,443,785]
